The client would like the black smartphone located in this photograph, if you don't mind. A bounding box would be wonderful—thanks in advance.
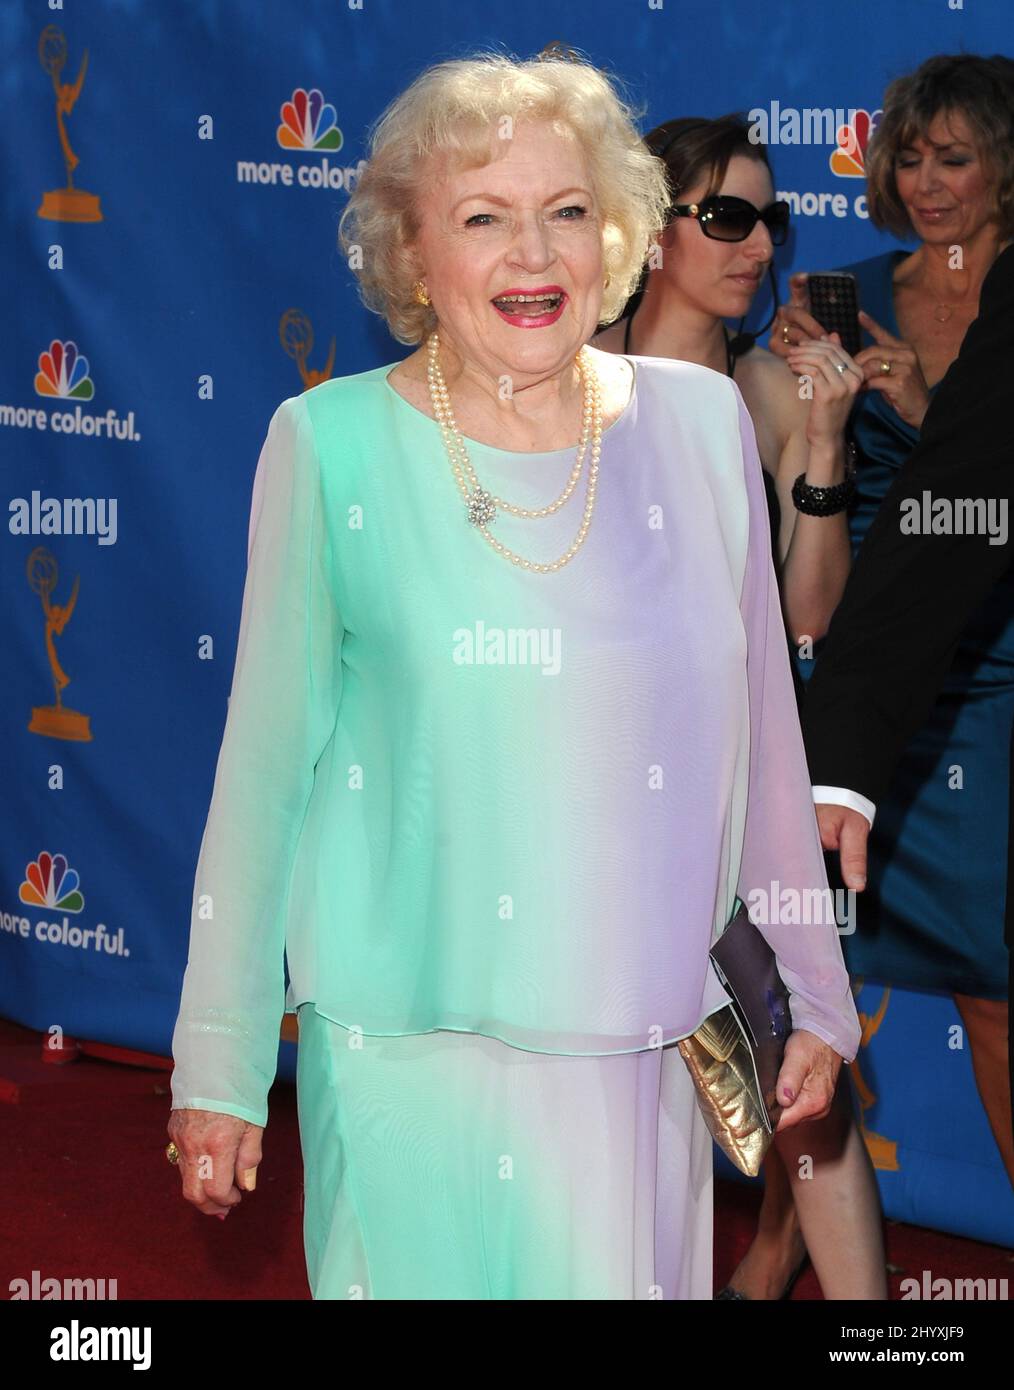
[806,272,861,357]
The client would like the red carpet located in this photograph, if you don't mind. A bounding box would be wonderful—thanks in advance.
[1,1017,1010,1300]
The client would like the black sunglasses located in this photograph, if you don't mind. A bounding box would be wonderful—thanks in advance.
[670,195,791,246]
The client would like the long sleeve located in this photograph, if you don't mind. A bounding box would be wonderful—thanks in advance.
[732,384,861,1063]
[802,243,1014,809]
[171,393,344,1127]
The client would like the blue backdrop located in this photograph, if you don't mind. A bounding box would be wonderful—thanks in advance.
[3,0,1010,1247]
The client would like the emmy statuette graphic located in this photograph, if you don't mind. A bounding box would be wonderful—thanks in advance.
[27,546,93,742]
[280,309,336,390]
[37,25,103,223]
[849,979,900,1171]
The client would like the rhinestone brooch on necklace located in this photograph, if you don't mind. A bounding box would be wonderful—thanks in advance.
[424,329,605,573]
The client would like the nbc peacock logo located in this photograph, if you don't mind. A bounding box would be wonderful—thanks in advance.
[7,850,129,956]
[34,339,94,401]
[19,851,84,913]
[277,87,343,151]
[0,338,139,440]
[236,85,361,191]
[829,109,882,178]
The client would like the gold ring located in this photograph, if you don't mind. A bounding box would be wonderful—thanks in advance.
[166,1141,180,1165]
[880,360,892,375]
[782,323,791,343]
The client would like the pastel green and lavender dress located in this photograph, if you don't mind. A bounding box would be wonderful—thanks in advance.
[170,355,861,1300]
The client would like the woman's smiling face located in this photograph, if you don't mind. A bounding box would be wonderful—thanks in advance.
[408,120,608,384]
[892,107,997,246]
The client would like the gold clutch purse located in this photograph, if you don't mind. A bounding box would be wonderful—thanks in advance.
[677,900,792,1178]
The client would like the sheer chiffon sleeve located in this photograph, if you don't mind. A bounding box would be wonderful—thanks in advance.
[731,384,861,1063]
[170,393,344,1127]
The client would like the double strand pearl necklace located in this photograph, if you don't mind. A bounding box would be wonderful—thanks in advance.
[425,330,604,573]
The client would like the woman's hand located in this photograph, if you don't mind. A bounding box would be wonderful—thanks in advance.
[852,310,932,430]
[167,1107,263,1218]
[769,273,826,360]
[785,331,863,446]
[773,1029,843,1131]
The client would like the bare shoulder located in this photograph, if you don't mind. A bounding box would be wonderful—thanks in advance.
[736,342,795,395]
[735,344,805,442]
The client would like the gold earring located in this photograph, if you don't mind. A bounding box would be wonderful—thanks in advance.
[413,280,431,306]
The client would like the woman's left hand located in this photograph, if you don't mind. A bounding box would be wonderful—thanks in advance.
[785,331,864,446]
[773,1029,843,1131]
[852,309,932,430]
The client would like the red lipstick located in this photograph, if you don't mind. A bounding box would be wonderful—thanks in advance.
[490,285,567,328]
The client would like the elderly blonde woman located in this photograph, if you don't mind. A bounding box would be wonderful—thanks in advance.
[167,51,861,1301]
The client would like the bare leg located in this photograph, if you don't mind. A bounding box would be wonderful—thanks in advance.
[720,1144,807,1299]
[722,1071,886,1299]
[953,993,1014,1187]
[778,1070,887,1299]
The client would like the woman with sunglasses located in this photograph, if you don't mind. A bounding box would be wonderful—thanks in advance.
[594,114,887,1301]
[595,116,860,649]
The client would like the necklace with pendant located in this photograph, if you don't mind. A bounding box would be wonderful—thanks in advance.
[930,275,973,323]
[425,330,604,573]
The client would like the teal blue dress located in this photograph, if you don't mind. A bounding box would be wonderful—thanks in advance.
[795,250,1012,999]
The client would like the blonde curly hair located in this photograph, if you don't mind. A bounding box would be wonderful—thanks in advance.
[337,48,671,345]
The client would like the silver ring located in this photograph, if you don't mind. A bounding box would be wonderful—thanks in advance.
[834,361,847,375]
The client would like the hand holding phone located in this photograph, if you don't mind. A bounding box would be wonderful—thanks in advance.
[770,273,829,359]
[806,272,861,357]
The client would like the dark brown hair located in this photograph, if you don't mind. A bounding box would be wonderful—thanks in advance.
[647,113,775,209]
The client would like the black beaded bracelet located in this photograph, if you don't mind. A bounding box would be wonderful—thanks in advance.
[791,443,858,516]
[791,473,856,515]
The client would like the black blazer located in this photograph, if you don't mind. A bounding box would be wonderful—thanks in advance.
[801,241,1014,942]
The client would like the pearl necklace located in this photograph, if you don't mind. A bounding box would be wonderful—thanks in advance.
[425,330,603,573]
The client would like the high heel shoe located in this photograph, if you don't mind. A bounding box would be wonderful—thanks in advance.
[715,1250,809,1300]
